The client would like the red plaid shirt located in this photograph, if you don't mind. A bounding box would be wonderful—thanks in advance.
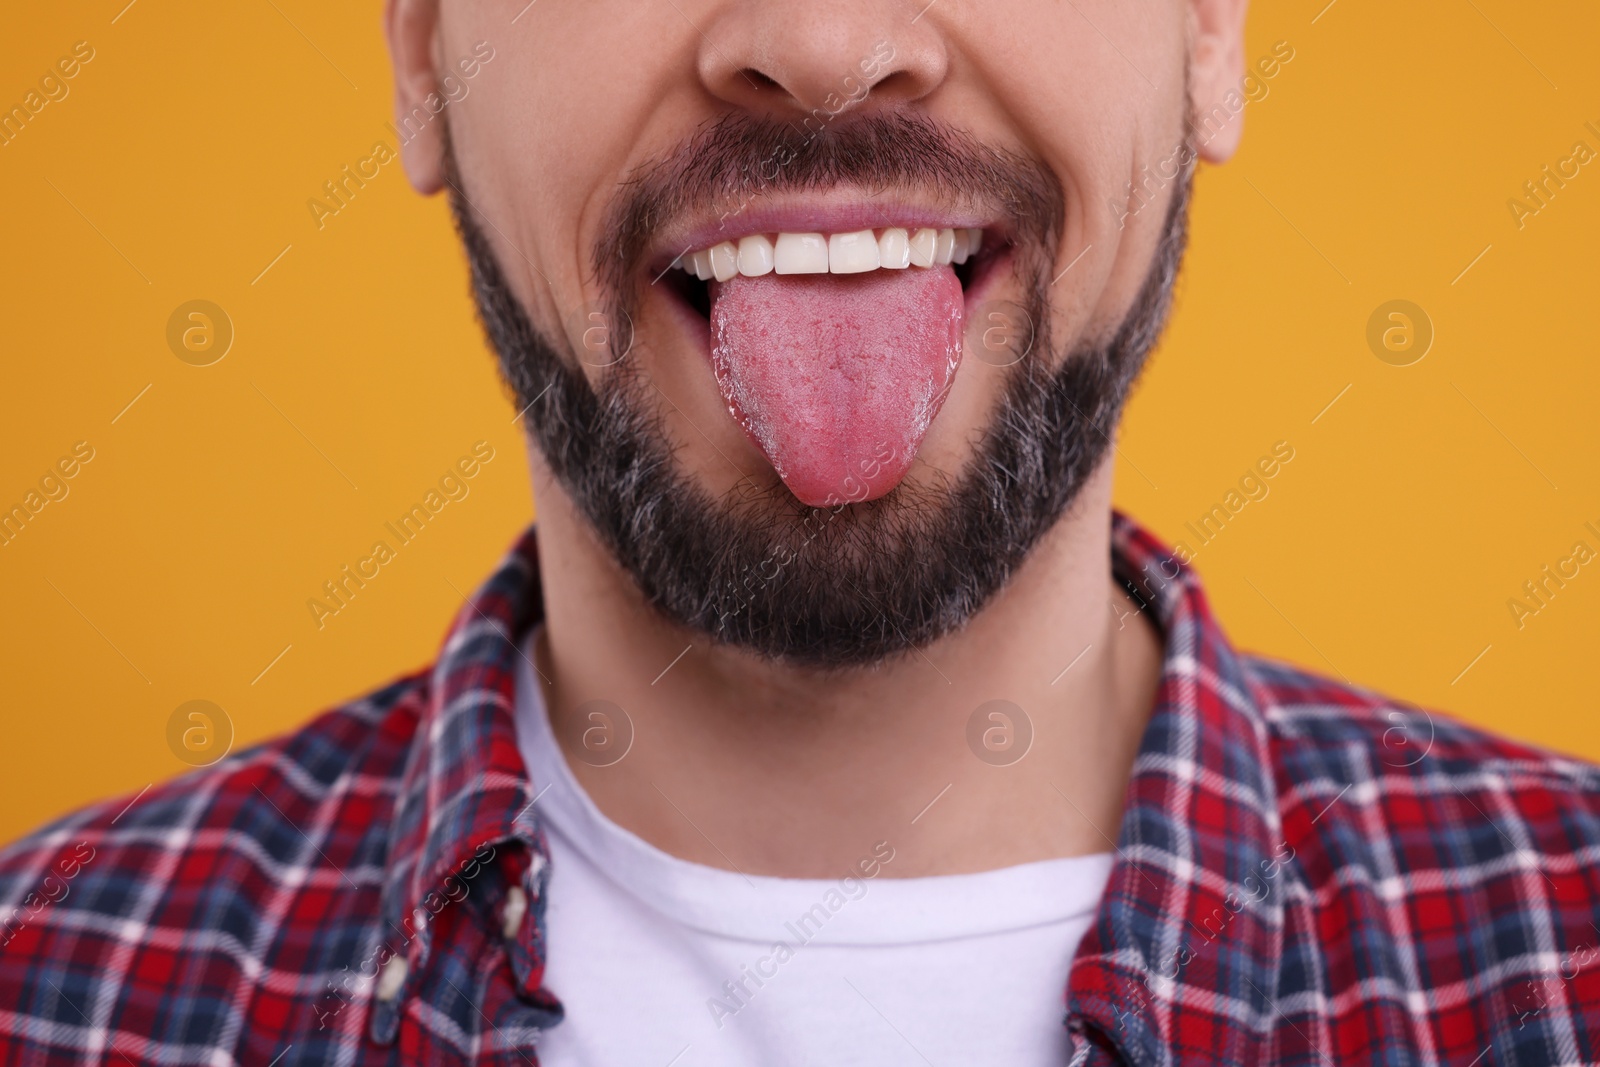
[3,513,1600,1065]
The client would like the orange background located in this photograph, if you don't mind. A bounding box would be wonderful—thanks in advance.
[2,0,1596,845]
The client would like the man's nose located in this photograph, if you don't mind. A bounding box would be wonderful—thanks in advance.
[694,0,950,118]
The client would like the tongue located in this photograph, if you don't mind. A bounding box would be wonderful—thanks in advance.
[708,267,965,507]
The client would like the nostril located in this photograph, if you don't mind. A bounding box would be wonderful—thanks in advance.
[737,69,783,93]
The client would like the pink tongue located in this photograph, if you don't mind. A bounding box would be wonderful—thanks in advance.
[708,267,965,507]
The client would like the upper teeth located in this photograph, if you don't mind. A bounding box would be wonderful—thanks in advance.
[675,227,983,282]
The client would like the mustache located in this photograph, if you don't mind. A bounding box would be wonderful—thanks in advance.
[593,110,1066,305]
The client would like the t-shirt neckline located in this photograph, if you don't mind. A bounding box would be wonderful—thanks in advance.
[513,627,1114,947]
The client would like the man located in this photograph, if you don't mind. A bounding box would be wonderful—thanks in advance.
[3,0,1598,1063]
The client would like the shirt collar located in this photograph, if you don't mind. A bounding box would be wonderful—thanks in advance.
[1068,514,1286,1067]
[377,515,1286,1061]
[376,528,549,1015]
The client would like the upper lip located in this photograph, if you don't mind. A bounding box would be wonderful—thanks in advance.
[647,188,1008,273]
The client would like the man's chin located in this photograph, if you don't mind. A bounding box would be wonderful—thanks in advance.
[502,341,1125,669]
[558,368,1001,668]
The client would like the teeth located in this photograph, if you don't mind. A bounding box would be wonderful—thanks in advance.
[737,234,775,277]
[877,228,911,269]
[678,226,980,279]
[709,241,739,282]
[774,232,829,275]
[829,230,879,274]
[953,227,979,262]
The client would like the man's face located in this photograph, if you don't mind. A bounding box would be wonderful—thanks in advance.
[386,0,1246,666]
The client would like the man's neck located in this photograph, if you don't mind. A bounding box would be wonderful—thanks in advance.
[527,452,1163,879]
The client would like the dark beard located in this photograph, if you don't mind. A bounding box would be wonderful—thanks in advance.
[447,112,1189,669]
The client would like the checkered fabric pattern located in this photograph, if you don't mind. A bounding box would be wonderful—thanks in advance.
[3,513,1599,1066]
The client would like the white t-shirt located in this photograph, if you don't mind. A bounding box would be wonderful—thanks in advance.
[513,631,1111,1066]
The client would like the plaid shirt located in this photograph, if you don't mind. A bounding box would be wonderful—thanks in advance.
[3,513,1600,1066]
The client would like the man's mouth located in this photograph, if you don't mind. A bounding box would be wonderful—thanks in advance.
[654,221,1006,507]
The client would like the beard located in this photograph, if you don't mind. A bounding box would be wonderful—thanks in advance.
[447,112,1190,669]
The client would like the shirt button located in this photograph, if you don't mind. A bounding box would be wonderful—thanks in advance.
[502,886,528,940]
[376,956,408,1002]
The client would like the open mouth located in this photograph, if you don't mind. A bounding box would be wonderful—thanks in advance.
[652,219,1013,507]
